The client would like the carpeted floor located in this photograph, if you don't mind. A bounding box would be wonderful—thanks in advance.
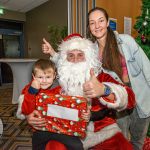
[0,85,32,150]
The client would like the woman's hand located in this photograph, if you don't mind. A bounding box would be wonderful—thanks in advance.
[26,110,47,130]
[42,38,56,57]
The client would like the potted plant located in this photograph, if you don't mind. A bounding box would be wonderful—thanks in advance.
[48,25,68,51]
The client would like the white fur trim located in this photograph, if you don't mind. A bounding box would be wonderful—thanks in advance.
[82,123,121,149]
[16,94,26,120]
[50,52,59,64]
[99,82,128,111]
[58,37,94,53]
[86,121,94,132]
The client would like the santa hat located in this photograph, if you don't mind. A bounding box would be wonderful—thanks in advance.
[58,33,96,55]
[63,33,82,41]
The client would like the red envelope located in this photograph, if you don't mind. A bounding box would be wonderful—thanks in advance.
[36,92,88,138]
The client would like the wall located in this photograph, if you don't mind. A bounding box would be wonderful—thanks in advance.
[0,9,26,21]
[96,0,142,37]
[26,0,68,58]
[0,0,142,58]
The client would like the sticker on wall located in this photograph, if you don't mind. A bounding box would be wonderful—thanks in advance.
[109,18,117,31]
[124,17,132,35]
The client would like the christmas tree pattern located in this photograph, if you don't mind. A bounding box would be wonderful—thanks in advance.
[134,0,150,59]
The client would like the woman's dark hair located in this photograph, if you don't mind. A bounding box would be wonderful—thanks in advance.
[87,7,123,80]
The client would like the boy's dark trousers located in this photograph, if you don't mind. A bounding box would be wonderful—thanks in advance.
[32,130,84,150]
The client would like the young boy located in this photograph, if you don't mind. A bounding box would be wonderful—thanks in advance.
[16,59,84,150]
[17,59,58,118]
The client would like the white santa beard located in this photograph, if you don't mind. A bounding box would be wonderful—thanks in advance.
[57,61,91,96]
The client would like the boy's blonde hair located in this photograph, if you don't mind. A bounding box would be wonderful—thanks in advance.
[32,59,56,75]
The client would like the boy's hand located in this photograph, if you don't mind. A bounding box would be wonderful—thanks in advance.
[31,79,41,89]
[26,110,47,130]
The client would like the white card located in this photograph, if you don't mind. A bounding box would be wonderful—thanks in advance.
[47,104,79,121]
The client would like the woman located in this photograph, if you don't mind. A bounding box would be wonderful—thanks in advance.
[87,7,150,150]
[42,7,150,150]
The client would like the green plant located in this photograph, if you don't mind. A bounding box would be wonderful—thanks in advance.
[48,25,68,51]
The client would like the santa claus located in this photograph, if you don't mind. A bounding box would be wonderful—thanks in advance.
[17,34,135,150]
[54,34,135,150]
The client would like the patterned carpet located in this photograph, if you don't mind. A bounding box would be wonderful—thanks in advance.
[0,85,32,150]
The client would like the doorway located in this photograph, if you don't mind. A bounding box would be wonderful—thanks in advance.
[0,20,24,85]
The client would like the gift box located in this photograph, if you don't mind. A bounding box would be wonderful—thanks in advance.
[36,92,88,138]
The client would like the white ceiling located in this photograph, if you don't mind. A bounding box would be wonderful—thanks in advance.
[0,0,49,13]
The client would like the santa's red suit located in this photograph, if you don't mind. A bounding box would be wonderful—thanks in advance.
[17,71,135,150]
[81,71,135,150]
